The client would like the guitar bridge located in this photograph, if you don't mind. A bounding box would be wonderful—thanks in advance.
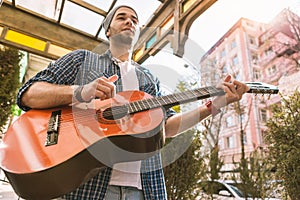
[45,110,61,146]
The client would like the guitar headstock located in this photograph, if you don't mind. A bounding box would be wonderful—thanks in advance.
[245,82,279,94]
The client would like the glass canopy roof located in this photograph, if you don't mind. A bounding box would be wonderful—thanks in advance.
[4,0,162,41]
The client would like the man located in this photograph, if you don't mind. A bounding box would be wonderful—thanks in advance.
[17,5,249,200]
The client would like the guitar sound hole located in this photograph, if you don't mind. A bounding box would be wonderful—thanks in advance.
[101,106,129,120]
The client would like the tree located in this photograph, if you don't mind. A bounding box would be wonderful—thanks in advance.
[163,129,205,200]
[182,62,226,198]
[230,101,255,197]
[229,90,276,199]
[163,80,206,200]
[265,90,300,199]
[200,113,224,196]
[199,59,225,182]
[0,46,23,135]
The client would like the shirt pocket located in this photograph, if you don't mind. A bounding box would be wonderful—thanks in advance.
[84,70,106,83]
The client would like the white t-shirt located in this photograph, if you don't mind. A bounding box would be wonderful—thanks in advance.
[109,161,142,189]
[109,58,142,189]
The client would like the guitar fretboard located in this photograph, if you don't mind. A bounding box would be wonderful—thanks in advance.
[127,86,225,114]
[101,81,278,121]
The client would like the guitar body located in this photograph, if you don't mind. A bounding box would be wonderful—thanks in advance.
[0,91,165,200]
[0,82,279,199]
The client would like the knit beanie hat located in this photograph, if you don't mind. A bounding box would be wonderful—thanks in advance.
[102,5,139,34]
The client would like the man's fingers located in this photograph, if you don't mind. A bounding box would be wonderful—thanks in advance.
[213,74,250,108]
[233,80,250,93]
[94,90,107,100]
[96,75,118,99]
[108,74,119,82]
[223,82,236,93]
[216,74,231,90]
[224,74,231,82]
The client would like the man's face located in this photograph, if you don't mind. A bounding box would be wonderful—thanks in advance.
[107,7,139,45]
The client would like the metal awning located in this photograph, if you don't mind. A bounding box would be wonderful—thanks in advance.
[0,0,163,59]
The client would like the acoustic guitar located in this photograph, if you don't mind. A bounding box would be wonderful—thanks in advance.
[0,82,278,200]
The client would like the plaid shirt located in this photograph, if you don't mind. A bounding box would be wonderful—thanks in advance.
[17,49,174,200]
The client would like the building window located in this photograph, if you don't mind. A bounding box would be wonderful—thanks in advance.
[221,49,226,58]
[231,40,237,49]
[267,65,277,76]
[227,135,235,148]
[146,34,157,49]
[161,15,174,32]
[242,132,247,144]
[213,57,217,65]
[214,73,220,80]
[235,72,241,80]
[249,35,256,45]
[219,139,224,150]
[265,46,273,56]
[254,69,261,80]
[252,53,258,64]
[246,21,254,28]
[222,65,228,74]
[232,55,239,66]
[259,26,264,32]
[226,115,235,127]
[239,113,245,123]
[260,109,267,122]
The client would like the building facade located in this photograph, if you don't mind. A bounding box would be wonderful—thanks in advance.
[199,9,300,172]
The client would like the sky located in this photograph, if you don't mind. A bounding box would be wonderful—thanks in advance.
[1,0,298,90]
[143,0,300,91]
[189,0,300,51]
[112,0,300,52]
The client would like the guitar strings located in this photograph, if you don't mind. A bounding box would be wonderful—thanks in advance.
[55,85,264,124]
[48,86,275,129]
[55,86,274,125]
[55,88,213,124]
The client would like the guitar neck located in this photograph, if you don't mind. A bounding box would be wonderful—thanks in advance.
[127,86,225,114]
[126,81,279,114]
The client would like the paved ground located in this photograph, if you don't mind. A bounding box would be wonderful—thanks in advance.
[0,182,22,200]
[0,169,20,200]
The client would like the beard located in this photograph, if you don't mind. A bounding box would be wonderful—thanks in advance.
[109,27,140,48]
[111,31,135,46]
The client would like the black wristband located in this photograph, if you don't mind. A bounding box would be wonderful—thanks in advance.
[74,86,85,102]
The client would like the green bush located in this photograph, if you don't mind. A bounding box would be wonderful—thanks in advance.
[265,90,300,199]
[0,46,23,134]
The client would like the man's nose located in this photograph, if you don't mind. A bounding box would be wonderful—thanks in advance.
[125,18,135,27]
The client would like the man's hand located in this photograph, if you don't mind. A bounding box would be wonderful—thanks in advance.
[80,75,119,101]
[212,75,250,109]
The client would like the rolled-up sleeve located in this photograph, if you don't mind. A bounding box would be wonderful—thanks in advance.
[17,49,85,111]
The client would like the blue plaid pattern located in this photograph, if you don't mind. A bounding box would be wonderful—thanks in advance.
[17,49,173,200]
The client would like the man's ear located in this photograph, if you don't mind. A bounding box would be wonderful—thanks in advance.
[106,29,111,38]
